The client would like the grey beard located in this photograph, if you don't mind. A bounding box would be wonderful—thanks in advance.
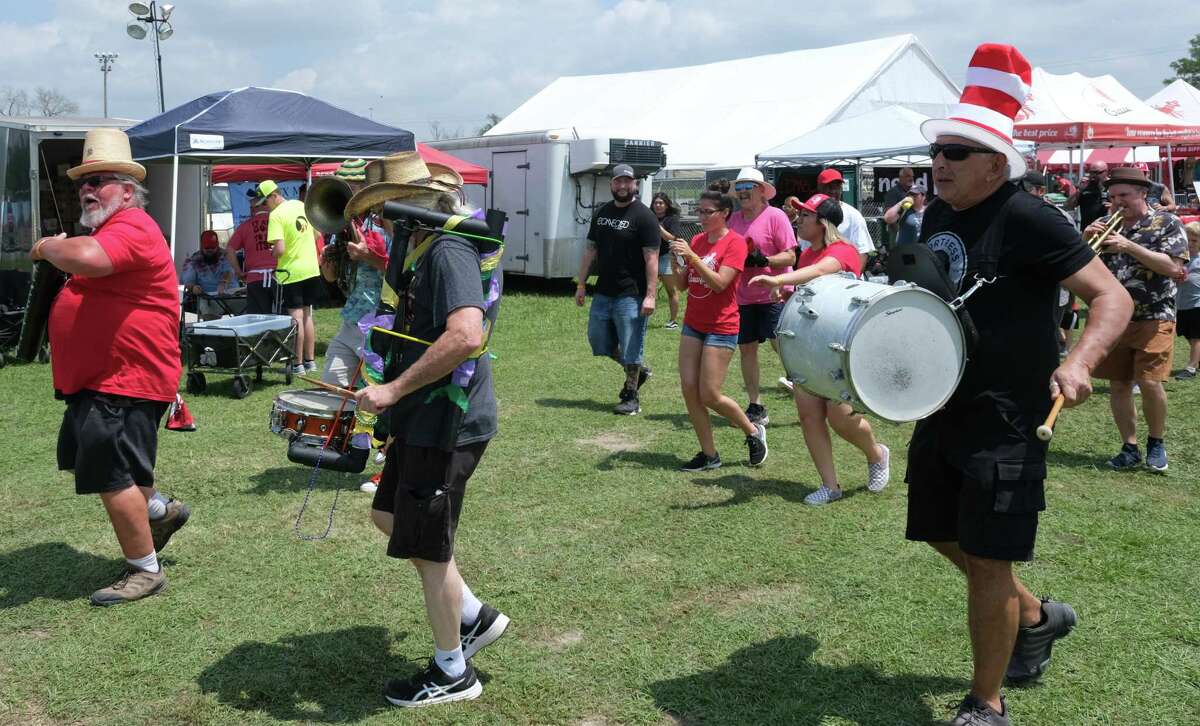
[79,197,122,229]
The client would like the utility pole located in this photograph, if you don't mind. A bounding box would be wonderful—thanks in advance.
[94,53,119,117]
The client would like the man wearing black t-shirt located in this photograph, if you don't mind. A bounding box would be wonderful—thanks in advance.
[911,44,1132,726]
[1065,161,1109,228]
[575,164,660,415]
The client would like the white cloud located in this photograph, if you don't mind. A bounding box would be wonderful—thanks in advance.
[272,68,317,94]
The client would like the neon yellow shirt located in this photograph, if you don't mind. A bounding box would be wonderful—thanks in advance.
[267,199,319,283]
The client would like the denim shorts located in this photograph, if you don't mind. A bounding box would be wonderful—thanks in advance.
[658,254,674,276]
[587,293,648,365]
[681,323,738,350]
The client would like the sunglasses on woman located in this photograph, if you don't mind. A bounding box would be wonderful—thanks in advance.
[697,208,721,217]
[928,143,995,162]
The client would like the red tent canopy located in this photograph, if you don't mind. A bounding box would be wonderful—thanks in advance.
[211,143,488,185]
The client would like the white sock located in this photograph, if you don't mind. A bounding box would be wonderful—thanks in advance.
[147,491,169,520]
[434,646,466,677]
[461,582,483,625]
[1189,366,1197,373]
[127,551,160,574]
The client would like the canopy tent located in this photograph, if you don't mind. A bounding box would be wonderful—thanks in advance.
[1036,146,1162,170]
[488,35,960,170]
[1015,69,1200,144]
[1147,80,1200,158]
[758,105,934,166]
[125,86,415,259]
[211,143,489,185]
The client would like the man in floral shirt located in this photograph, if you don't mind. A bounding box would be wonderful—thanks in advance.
[1087,167,1188,472]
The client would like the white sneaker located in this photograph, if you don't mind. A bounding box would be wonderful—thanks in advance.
[360,474,380,494]
[867,443,890,493]
[373,449,387,465]
[804,484,843,506]
[778,376,795,392]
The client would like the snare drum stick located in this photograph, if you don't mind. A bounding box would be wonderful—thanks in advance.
[298,375,356,399]
[1036,394,1066,442]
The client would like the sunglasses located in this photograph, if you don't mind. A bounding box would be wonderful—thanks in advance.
[697,208,721,217]
[928,143,996,162]
[733,181,758,192]
[75,175,124,190]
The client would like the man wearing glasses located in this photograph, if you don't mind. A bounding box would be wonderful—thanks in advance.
[727,168,797,425]
[1065,161,1109,228]
[906,46,1131,725]
[32,128,190,606]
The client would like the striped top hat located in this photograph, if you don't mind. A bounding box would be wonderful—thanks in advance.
[921,43,1032,179]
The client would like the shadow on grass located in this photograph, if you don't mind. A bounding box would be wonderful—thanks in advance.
[246,466,363,495]
[535,397,617,414]
[1046,448,1109,470]
[0,543,120,608]
[648,634,966,726]
[675,474,834,509]
[597,449,685,472]
[197,626,403,722]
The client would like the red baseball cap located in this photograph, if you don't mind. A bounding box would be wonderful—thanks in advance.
[816,169,843,185]
[200,230,220,250]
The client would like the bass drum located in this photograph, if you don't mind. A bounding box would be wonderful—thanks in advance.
[775,274,965,422]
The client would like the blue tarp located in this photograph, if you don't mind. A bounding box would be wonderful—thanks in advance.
[126,86,413,163]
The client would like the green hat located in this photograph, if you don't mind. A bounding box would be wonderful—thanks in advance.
[335,158,368,182]
[256,179,279,199]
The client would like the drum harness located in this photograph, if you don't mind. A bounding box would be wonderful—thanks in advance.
[293,215,503,541]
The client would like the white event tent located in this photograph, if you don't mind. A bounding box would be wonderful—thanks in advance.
[757,105,934,167]
[1147,79,1200,158]
[487,35,961,170]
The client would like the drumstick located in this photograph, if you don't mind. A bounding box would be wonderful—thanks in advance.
[1036,394,1066,442]
[298,375,356,399]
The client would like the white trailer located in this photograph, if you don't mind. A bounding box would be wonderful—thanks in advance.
[428,130,665,279]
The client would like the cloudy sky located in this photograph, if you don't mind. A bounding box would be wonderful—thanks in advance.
[3,0,1198,138]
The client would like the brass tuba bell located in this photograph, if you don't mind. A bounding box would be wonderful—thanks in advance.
[304,176,354,236]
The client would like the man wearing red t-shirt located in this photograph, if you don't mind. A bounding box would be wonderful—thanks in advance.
[226,190,277,313]
[33,128,190,606]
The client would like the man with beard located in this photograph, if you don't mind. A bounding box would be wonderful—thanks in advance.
[182,230,237,319]
[575,164,659,415]
[32,128,189,606]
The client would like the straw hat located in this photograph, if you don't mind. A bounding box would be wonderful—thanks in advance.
[345,151,442,218]
[425,162,464,191]
[66,128,147,182]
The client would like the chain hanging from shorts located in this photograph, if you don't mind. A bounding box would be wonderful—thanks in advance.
[293,446,341,541]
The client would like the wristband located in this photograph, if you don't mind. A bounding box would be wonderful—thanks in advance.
[31,239,46,261]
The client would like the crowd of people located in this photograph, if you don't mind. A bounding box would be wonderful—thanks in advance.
[25,39,1199,725]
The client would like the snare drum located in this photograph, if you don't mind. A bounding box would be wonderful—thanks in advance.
[776,274,965,422]
[270,389,357,448]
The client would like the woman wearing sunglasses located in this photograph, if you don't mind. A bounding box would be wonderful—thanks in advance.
[749,194,889,505]
[667,190,768,472]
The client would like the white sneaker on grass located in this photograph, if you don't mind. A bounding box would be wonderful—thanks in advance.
[867,444,890,493]
[778,376,795,392]
[804,484,843,506]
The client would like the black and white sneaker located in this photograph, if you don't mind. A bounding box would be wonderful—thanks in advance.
[745,402,769,427]
[384,659,482,708]
[746,423,768,467]
[1006,598,1077,685]
[637,365,652,390]
[680,451,722,472]
[461,604,510,659]
[614,389,640,415]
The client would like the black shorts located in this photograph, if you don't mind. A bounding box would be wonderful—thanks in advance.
[56,391,169,495]
[1176,307,1200,340]
[279,276,323,310]
[737,302,783,345]
[371,440,488,562]
[904,414,1046,562]
[245,280,278,314]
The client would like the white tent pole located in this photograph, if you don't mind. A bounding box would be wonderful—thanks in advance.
[1167,143,1175,197]
[170,154,179,259]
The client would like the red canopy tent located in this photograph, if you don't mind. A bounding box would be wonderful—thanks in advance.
[211,142,488,185]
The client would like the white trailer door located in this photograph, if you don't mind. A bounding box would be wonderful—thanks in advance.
[490,151,528,274]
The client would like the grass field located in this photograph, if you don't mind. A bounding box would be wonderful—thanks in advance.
[1,280,1199,725]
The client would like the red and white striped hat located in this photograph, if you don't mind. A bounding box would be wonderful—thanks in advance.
[921,43,1033,179]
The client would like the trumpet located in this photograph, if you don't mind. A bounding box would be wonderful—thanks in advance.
[1086,212,1123,253]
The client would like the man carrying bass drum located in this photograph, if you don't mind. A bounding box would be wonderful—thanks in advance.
[905,44,1131,726]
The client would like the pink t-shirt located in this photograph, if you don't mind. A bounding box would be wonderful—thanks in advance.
[728,205,797,305]
[226,210,274,283]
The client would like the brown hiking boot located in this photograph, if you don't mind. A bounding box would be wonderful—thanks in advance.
[150,498,191,553]
[90,567,167,606]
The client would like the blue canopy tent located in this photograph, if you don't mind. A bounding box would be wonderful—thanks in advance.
[125,86,414,256]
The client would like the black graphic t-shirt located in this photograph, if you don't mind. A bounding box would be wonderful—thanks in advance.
[1077,184,1107,228]
[918,183,1094,422]
[588,200,660,298]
